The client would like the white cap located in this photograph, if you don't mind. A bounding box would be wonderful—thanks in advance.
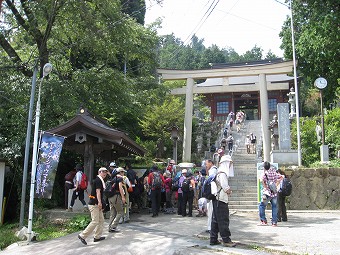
[182,169,187,174]
[109,162,116,167]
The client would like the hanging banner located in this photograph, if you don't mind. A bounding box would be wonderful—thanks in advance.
[35,132,64,199]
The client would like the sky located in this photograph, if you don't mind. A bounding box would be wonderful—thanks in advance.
[144,0,291,57]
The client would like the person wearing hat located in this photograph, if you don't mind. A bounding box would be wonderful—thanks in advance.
[219,155,234,177]
[163,171,173,214]
[166,159,176,178]
[108,167,126,232]
[68,164,88,212]
[176,168,187,216]
[108,161,117,174]
[209,156,236,247]
[250,133,257,154]
[118,167,132,223]
[245,135,251,154]
[78,167,108,245]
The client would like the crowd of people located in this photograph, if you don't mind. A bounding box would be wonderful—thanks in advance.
[68,157,288,247]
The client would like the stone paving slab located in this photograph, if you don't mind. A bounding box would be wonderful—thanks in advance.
[2,210,340,255]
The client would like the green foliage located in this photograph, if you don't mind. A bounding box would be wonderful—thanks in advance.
[0,214,91,250]
[291,108,340,167]
[280,0,340,111]
[158,34,279,69]
[0,224,21,250]
[140,95,185,139]
[68,215,91,231]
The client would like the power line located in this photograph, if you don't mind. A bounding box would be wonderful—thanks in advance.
[162,0,221,64]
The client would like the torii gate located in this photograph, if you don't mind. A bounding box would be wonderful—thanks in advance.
[157,60,294,162]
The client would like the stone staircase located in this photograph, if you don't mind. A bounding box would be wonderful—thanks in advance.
[226,120,262,210]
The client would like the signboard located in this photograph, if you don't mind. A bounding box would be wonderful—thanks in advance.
[256,162,278,202]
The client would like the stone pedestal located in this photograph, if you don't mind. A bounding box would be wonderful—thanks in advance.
[270,150,298,165]
[320,145,329,163]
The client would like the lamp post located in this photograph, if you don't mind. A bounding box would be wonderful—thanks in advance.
[289,0,302,166]
[170,126,179,164]
[275,0,302,166]
[27,63,52,242]
[20,62,38,228]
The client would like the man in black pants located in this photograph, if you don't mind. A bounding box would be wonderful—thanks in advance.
[277,169,288,222]
[210,166,236,247]
[147,166,165,217]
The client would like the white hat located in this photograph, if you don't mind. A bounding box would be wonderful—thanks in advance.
[182,169,187,174]
[109,162,116,167]
[220,155,232,163]
[117,167,126,173]
[98,167,108,173]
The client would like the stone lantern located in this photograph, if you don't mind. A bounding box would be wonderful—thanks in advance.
[287,87,296,119]
[269,115,279,150]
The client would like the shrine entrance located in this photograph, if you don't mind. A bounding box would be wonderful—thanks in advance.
[234,92,259,120]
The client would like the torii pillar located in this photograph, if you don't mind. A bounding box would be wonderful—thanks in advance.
[183,78,194,162]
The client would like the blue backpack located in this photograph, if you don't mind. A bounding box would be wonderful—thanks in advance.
[202,174,217,200]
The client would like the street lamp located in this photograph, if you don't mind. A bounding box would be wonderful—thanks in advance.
[20,62,38,227]
[275,0,302,166]
[289,0,302,166]
[170,126,179,164]
[27,63,52,242]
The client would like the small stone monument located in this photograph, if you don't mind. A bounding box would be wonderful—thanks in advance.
[270,103,298,165]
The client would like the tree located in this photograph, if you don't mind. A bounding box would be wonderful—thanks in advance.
[139,94,185,159]
[0,0,160,168]
[279,0,340,111]
[240,45,263,61]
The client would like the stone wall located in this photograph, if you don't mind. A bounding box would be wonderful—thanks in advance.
[287,168,340,210]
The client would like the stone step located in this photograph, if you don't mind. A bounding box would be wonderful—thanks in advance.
[229,181,257,186]
[228,191,257,196]
[228,204,258,210]
[228,200,258,206]
[230,188,257,192]
[228,194,257,202]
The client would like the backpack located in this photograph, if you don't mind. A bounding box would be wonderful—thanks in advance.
[104,177,119,198]
[280,177,292,196]
[181,178,190,192]
[65,171,76,182]
[202,175,218,200]
[172,176,180,191]
[152,172,162,189]
[202,172,226,201]
[79,172,88,190]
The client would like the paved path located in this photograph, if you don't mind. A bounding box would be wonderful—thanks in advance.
[2,210,340,255]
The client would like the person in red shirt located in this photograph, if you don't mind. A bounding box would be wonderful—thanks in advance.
[148,165,165,217]
[163,171,173,214]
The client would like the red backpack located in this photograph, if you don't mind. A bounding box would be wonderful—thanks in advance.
[79,172,88,190]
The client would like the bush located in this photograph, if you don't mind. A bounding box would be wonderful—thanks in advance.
[0,223,21,250]
[291,108,340,167]
[0,214,91,250]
